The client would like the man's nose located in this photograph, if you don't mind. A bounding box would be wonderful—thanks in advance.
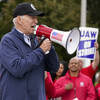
[33,18,38,24]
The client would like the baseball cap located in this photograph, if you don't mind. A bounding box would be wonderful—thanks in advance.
[13,2,44,18]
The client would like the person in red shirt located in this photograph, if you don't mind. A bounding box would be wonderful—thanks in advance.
[78,42,99,79]
[45,61,69,100]
[95,71,100,100]
[98,89,100,99]
[45,42,99,100]
[53,57,96,100]
[45,71,55,100]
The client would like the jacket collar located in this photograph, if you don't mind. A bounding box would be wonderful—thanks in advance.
[11,27,40,48]
[11,27,24,41]
[65,70,81,78]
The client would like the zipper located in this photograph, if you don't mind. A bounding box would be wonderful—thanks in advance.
[69,77,76,99]
[74,82,76,99]
[73,77,77,99]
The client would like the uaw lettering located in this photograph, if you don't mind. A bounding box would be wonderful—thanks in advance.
[80,27,98,40]
[77,27,99,59]
[80,30,97,39]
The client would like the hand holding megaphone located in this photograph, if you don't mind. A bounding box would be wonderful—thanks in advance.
[36,36,50,54]
[34,25,81,55]
[39,38,51,54]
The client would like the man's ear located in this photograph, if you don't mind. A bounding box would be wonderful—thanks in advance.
[68,64,70,69]
[17,16,23,25]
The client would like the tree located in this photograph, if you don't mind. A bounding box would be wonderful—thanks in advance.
[0,0,81,62]
[24,0,81,61]
[0,0,99,84]
[87,0,100,44]
[0,0,24,39]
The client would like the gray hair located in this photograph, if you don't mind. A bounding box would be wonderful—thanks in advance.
[13,15,25,25]
[13,17,17,25]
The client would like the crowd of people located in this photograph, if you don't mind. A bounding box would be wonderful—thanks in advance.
[0,2,100,100]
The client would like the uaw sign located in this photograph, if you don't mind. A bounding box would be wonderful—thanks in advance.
[77,27,99,60]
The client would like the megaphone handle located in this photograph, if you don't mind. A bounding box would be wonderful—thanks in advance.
[34,37,50,54]
[34,37,47,50]
[44,38,50,54]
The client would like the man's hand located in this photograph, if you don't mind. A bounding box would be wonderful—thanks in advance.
[92,41,99,70]
[94,41,99,50]
[40,39,51,53]
[44,71,47,79]
[36,36,42,42]
[65,83,73,90]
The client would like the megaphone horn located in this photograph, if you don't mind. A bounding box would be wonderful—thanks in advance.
[34,25,81,55]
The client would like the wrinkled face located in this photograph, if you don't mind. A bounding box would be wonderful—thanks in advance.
[56,63,64,77]
[17,15,38,35]
[68,59,79,72]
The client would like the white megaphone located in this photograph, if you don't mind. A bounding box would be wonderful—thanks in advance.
[34,25,81,55]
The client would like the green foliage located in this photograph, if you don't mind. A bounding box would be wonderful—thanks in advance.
[0,0,16,38]
[87,1,100,71]
[87,0,100,46]
[25,0,81,61]
[0,0,99,63]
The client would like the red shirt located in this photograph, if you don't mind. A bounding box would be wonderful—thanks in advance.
[81,63,98,79]
[95,83,100,100]
[95,83,100,90]
[70,76,77,84]
[53,71,96,100]
[45,72,55,100]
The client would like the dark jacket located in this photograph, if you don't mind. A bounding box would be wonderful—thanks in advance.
[0,27,59,100]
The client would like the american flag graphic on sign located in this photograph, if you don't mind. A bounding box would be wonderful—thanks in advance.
[51,32,63,41]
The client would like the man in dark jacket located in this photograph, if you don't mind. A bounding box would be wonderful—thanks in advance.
[0,2,59,100]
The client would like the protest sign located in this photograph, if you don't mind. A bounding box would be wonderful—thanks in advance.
[77,27,99,60]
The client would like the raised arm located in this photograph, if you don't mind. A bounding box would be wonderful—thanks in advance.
[92,41,99,70]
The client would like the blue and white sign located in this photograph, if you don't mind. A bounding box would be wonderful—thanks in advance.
[77,27,99,60]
